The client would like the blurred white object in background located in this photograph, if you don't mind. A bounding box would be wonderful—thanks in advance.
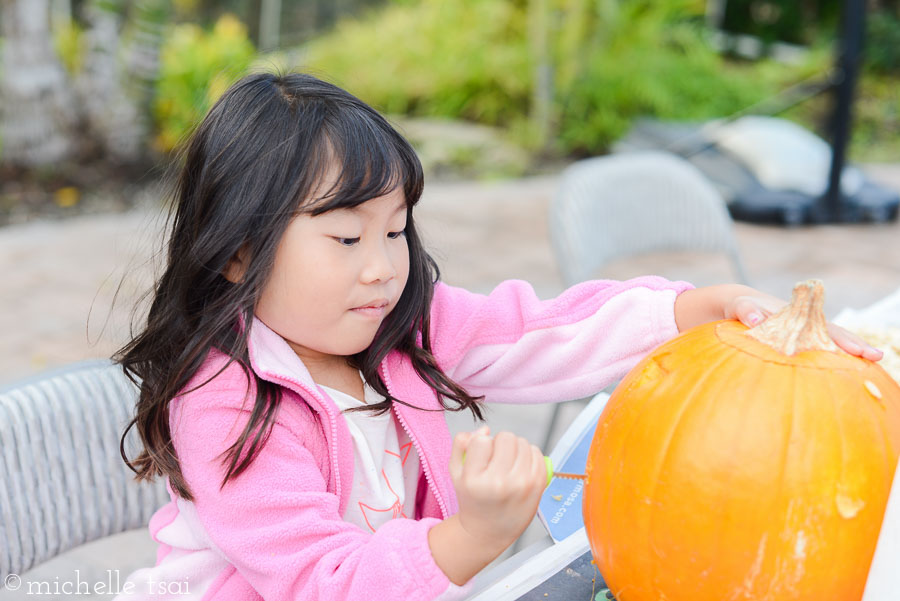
[705,116,865,197]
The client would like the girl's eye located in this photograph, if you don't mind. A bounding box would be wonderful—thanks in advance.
[335,237,360,246]
[387,231,406,240]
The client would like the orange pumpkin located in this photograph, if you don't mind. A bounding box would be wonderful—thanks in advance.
[584,280,900,601]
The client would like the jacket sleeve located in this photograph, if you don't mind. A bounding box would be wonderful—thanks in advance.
[169,368,469,601]
[427,276,694,403]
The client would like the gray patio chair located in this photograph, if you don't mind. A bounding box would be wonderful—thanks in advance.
[0,360,168,581]
[542,151,749,450]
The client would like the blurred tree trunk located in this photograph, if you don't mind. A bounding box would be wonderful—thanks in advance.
[122,0,171,152]
[528,0,552,150]
[0,0,77,167]
[259,0,282,50]
[78,0,169,162]
[79,0,135,159]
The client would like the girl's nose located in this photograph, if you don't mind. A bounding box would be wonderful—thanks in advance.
[361,242,397,283]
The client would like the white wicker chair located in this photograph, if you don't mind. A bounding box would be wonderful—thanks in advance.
[542,151,749,450]
[0,360,168,581]
[549,151,749,286]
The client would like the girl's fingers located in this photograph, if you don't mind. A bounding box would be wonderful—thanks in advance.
[462,428,494,474]
[730,296,781,328]
[451,426,491,478]
[729,293,883,361]
[827,323,884,360]
[489,432,518,474]
[508,436,533,478]
[512,437,548,491]
[504,437,544,497]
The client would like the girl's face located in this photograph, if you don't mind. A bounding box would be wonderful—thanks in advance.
[249,187,411,368]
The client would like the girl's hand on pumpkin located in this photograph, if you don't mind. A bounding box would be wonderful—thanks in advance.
[675,285,780,332]
[676,285,883,361]
[724,290,882,360]
[721,287,786,328]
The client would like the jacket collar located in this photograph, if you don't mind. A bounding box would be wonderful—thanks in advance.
[244,316,337,411]
[246,317,314,384]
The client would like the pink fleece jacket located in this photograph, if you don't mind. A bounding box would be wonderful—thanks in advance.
[117,276,691,601]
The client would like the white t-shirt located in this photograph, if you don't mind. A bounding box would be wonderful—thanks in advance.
[319,373,421,533]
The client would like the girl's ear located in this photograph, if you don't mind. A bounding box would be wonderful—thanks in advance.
[223,247,249,284]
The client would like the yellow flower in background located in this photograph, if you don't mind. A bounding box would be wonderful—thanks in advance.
[214,14,246,40]
[168,22,202,50]
[54,187,80,208]
[153,13,255,153]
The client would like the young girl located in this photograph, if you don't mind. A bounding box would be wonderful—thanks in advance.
[115,72,880,601]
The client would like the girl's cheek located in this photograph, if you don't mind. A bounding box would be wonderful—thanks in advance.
[396,245,411,275]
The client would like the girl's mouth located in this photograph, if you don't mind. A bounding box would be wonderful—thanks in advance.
[350,300,389,318]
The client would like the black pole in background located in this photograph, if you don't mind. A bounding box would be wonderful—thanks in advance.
[820,0,866,222]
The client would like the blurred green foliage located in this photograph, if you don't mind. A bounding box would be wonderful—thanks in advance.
[304,0,532,126]
[784,68,900,163]
[302,0,807,154]
[866,10,900,74]
[153,13,255,151]
[849,74,900,162]
[6,0,899,164]
[551,1,810,152]
[559,31,761,152]
[147,0,898,158]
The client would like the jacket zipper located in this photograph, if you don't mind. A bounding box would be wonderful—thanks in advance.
[257,358,447,520]
[381,363,450,520]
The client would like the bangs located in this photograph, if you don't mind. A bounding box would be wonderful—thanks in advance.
[302,110,424,216]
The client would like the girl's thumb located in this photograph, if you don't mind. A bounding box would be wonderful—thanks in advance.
[457,425,491,464]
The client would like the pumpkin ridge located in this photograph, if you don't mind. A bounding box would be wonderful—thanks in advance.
[598,337,738,595]
[594,342,702,554]
[765,366,800,600]
[643,348,741,582]
[818,370,881,598]
[824,371,853,522]
[701,361,798,599]
[722,364,798,601]
[648,350,752,592]
[827,370,894,523]
[776,363,798,523]
[769,365,802,599]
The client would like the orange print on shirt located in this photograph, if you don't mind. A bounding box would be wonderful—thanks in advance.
[358,446,413,532]
[385,441,413,466]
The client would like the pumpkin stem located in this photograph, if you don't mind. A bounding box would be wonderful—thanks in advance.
[745,279,839,355]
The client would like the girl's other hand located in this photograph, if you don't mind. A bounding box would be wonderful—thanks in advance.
[428,427,546,585]
[676,284,883,361]
[449,427,546,554]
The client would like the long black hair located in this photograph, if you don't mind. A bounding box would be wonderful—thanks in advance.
[116,72,484,500]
